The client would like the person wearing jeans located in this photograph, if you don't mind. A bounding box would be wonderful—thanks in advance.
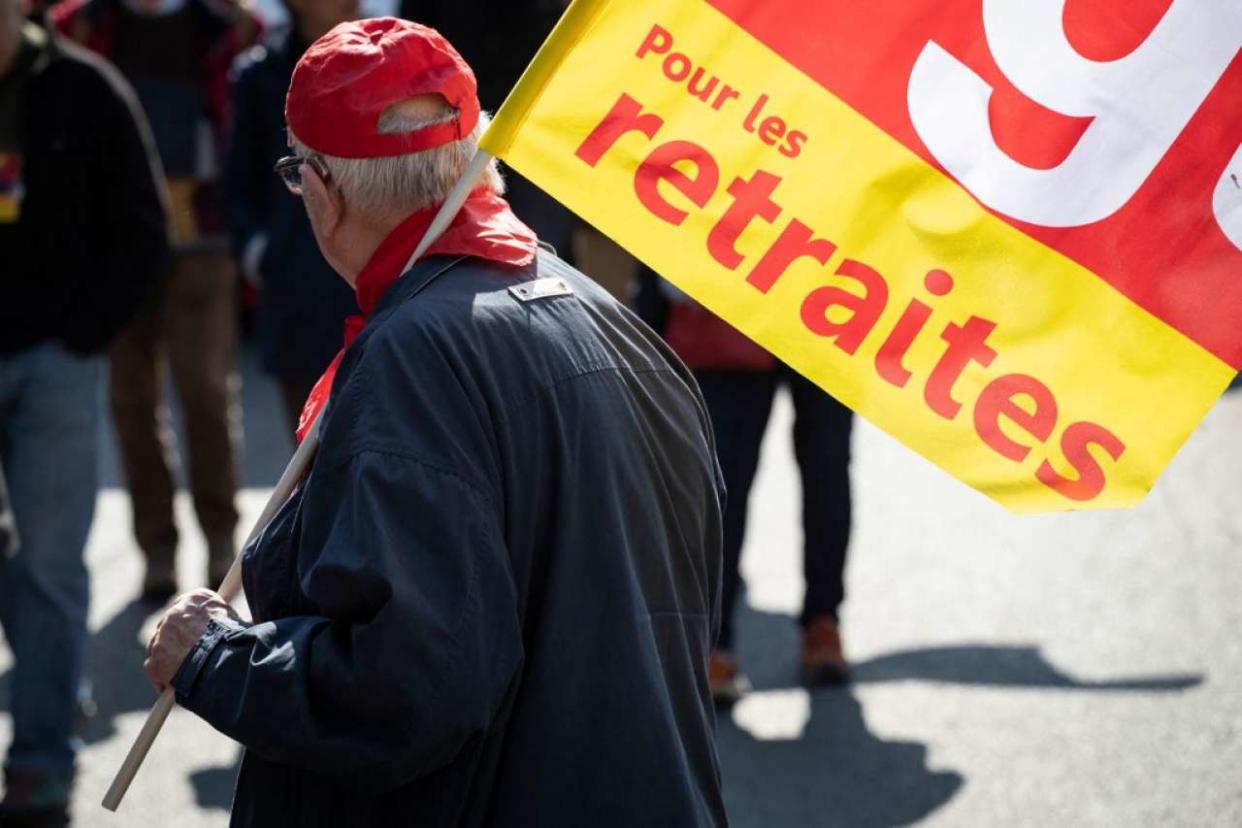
[0,345,101,821]
[0,5,168,822]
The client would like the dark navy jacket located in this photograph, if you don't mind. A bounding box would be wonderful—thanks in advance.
[172,252,729,827]
[223,31,357,377]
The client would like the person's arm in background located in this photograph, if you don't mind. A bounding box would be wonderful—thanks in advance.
[222,53,271,286]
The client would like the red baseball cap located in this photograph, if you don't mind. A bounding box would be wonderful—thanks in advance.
[285,17,481,159]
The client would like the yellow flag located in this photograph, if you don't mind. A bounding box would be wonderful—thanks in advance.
[481,0,1242,512]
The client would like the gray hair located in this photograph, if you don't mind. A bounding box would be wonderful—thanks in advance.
[291,102,504,222]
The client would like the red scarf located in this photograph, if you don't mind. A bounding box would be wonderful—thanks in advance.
[295,188,537,443]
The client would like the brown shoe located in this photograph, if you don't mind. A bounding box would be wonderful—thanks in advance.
[708,650,750,706]
[800,616,850,686]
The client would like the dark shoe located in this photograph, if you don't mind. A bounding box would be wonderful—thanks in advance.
[708,650,750,706]
[140,559,178,605]
[0,803,70,828]
[206,539,235,589]
[800,616,850,686]
[2,768,71,828]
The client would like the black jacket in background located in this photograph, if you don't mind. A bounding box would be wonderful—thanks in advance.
[397,1,576,252]
[0,29,169,356]
[398,0,565,112]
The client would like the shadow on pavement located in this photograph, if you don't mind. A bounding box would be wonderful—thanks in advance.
[717,605,1203,827]
[718,685,963,828]
[0,596,1205,823]
[190,749,242,811]
[851,644,1202,691]
[78,599,162,745]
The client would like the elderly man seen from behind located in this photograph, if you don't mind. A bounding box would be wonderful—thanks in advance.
[144,18,728,827]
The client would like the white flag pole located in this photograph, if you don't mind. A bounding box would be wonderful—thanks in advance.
[102,148,495,812]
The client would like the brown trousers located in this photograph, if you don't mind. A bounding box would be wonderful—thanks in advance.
[109,250,240,565]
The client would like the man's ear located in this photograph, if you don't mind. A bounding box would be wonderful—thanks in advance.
[302,164,343,236]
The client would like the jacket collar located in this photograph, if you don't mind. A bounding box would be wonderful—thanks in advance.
[353,186,537,318]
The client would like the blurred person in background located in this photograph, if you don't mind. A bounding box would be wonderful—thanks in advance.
[224,0,359,435]
[0,0,168,822]
[52,0,260,601]
[649,277,854,702]
[399,0,573,254]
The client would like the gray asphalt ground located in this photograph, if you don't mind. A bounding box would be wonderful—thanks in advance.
[1,350,1240,827]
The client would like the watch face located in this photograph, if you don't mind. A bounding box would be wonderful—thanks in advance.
[0,152,23,224]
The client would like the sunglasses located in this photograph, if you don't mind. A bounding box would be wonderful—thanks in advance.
[273,154,330,195]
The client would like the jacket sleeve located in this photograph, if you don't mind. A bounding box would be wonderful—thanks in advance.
[222,55,270,260]
[66,53,170,353]
[171,448,525,794]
